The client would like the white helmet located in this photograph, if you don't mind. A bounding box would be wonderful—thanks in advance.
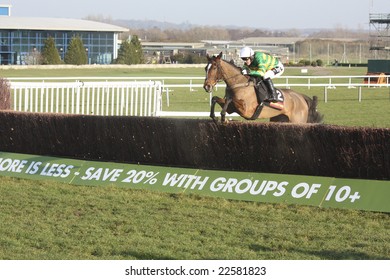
[240,47,254,58]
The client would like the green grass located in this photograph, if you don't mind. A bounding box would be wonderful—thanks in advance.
[0,177,389,260]
[0,65,389,260]
[2,66,206,79]
[295,86,390,127]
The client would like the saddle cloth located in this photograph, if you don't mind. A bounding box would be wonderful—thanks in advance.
[267,89,284,110]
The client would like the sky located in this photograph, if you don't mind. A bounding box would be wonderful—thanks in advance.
[5,0,390,30]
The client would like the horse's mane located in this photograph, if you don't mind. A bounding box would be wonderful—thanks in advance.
[221,58,242,73]
[210,54,242,72]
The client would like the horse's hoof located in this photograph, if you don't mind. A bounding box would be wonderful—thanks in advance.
[219,117,228,124]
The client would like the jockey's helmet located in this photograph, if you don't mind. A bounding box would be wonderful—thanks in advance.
[240,47,254,59]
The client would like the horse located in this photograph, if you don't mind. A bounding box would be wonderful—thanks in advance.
[203,52,323,124]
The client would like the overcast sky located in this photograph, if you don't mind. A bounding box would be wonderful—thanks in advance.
[6,0,390,30]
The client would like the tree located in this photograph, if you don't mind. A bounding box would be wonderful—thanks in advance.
[129,35,144,64]
[64,36,88,65]
[115,40,132,64]
[115,35,144,64]
[41,37,62,65]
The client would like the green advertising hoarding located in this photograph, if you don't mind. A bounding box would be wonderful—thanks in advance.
[0,152,389,212]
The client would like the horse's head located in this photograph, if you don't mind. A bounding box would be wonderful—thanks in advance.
[203,52,223,93]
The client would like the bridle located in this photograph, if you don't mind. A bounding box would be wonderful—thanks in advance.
[206,57,247,87]
[205,60,222,86]
[209,58,253,90]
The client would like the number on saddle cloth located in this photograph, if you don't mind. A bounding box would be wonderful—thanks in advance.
[274,89,284,103]
[269,89,285,110]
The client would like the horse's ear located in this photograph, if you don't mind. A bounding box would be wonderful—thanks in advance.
[206,53,212,61]
[218,52,223,58]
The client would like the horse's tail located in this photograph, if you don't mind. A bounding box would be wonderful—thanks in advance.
[304,95,324,123]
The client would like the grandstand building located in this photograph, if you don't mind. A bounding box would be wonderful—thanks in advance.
[0,5,127,65]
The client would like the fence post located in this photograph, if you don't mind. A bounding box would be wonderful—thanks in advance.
[76,80,80,114]
[24,89,29,111]
[166,87,170,107]
[324,87,328,103]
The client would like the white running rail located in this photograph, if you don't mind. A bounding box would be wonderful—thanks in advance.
[11,81,163,117]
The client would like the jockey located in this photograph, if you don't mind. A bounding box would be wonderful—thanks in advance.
[240,46,284,103]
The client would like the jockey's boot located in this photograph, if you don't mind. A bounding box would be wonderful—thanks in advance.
[264,78,278,103]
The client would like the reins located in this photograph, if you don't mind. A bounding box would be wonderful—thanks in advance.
[217,60,251,89]
[228,81,255,89]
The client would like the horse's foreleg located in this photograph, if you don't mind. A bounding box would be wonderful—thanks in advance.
[210,96,231,124]
[210,96,220,123]
[221,97,232,123]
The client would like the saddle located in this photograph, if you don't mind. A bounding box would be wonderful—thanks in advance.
[252,78,284,111]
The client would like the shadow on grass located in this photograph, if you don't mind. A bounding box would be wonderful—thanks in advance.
[249,244,389,260]
[116,250,176,260]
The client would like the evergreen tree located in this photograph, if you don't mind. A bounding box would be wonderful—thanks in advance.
[130,35,144,64]
[115,40,132,64]
[115,35,144,64]
[41,37,62,65]
[64,36,88,65]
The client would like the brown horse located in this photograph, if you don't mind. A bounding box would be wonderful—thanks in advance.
[203,52,323,124]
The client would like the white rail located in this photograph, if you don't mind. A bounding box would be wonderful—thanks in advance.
[8,75,390,118]
[8,74,390,95]
[7,75,390,87]
[11,81,162,116]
